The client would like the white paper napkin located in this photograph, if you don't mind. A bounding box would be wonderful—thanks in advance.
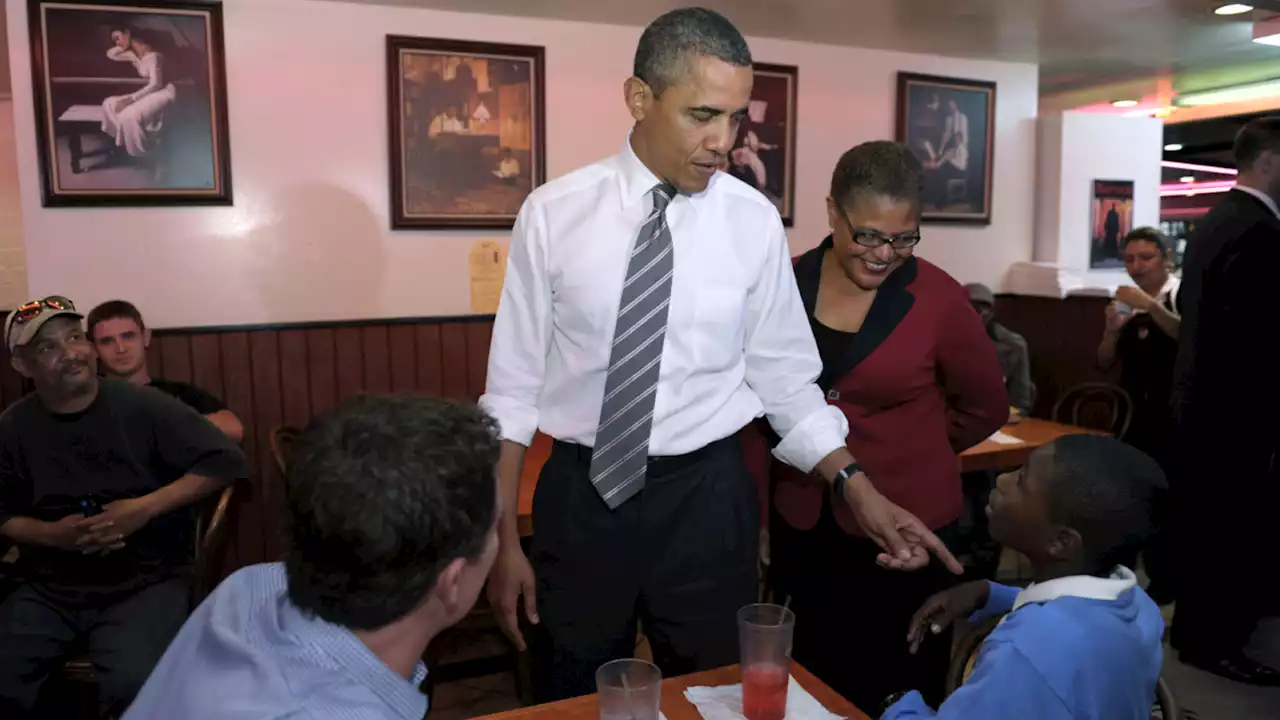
[682,675,845,720]
[986,430,1024,445]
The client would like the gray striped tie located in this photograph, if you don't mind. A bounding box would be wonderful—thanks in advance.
[589,183,678,509]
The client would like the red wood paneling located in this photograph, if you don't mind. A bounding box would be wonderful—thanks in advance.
[158,335,192,384]
[0,297,1116,584]
[415,324,444,396]
[439,322,469,399]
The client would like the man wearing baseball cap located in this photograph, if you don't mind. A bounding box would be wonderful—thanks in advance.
[0,295,248,717]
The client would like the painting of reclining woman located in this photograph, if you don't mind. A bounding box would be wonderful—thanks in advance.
[28,1,232,206]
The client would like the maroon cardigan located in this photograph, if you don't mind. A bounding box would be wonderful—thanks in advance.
[771,240,1008,535]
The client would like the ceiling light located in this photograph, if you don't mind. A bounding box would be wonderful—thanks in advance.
[1163,160,1238,175]
[1180,176,1195,182]
[1216,4,1254,15]
[1112,100,1139,107]
[1176,77,1280,105]
[1164,143,1183,151]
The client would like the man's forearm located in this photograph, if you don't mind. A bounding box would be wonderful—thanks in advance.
[205,411,244,443]
[495,439,528,546]
[140,473,231,521]
[0,517,52,546]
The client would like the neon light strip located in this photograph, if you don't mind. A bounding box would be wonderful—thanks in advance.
[1161,160,1238,175]
[1159,180,1235,192]
[1159,186,1232,197]
[1160,207,1211,218]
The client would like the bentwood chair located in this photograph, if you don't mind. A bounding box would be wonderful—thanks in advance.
[1052,382,1134,440]
[947,613,1180,719]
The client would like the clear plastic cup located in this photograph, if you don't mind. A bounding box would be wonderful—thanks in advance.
[596,658,662,720]
[739,603,795,720]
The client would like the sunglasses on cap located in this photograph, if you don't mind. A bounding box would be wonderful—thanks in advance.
[12,296,77,325]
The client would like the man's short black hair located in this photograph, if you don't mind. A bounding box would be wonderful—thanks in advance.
[284,394,499,630]
[829,141,924,212]
[633,7,752,97]
[1233,116,1280,171]
[1120,227,1169,257]
[85,300,145,342]
[1041,434,1167,572]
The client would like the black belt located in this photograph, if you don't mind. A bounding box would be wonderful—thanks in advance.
[551,434,734,475]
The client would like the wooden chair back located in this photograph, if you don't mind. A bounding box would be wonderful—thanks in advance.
[269,426,301,476]
[1051,382,1134,440]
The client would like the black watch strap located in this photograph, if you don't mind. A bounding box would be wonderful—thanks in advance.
[832,462,863,499]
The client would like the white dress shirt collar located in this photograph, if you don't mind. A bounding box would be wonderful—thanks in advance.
[1011,565,1138,611]
[1232,184,1280,222]
[616,133,665,210]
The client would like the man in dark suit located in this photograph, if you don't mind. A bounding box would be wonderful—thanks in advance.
[1171,118,1280,686]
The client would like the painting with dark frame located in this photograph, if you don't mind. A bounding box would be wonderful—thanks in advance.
[896,72,996,224]
[725,63,797,226]
[388,35,545,230]
[27,0,232,207]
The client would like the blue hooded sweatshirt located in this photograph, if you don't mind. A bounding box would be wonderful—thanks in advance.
[883,566,1164,719]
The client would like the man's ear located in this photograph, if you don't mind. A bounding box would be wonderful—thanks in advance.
[10,351,29,379]
[434,557,468,613]
[143,327,152,348]
[1046,525,1083,562]
[623,76,653,123]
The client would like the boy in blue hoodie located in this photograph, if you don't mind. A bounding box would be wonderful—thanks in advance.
[882,434,1166,719]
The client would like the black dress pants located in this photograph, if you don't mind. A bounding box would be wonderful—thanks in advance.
[0,577,189,718]
[1171,437,1277,659]
[530,435,759,702]
[771,498,961,715]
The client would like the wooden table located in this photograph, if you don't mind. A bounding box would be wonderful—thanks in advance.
[475,663,869,719]
[516,418,1100,536]
[957,417,1104,473]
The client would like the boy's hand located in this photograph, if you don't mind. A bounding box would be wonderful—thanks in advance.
[907,580,991,654]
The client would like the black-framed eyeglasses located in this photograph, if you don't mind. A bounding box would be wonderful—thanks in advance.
[838,209,921,250]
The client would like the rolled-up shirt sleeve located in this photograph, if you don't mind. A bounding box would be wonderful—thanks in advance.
[743,212,848,472]
[478,199,553,446]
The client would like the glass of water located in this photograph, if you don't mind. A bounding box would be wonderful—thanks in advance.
[596,658,662,720]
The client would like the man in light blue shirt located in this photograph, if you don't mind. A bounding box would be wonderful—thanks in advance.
[124,395,502,719]
[883,435,1166,719]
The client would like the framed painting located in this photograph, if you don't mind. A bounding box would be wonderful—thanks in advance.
[388,35,545,230]
[725,63,797,226]
[895,72,996,224]
[27,0,232,207]
[1090,179,1134,269]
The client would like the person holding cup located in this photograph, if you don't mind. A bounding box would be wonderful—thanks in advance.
[1096,227,1180,606]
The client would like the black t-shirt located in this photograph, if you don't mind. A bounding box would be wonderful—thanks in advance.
[0,380,248,604]
[148,379,227,416]
[810,319,857,370]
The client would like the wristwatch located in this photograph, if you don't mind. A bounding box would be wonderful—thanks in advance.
[832,462,864,500]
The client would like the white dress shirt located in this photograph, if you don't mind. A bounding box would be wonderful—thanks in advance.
[479,136,848,471]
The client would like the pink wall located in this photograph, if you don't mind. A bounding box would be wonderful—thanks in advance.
[5,0,1038,328]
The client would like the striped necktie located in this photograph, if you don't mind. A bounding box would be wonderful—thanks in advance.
[589,183,678,509]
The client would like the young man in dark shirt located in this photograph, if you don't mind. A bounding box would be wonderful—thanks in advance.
[86,300,244,442]
[0,296,249,717]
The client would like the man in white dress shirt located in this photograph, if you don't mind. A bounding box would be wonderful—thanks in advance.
[480,7,961,701]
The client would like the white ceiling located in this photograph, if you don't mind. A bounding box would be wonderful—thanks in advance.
[320,0,1280,94]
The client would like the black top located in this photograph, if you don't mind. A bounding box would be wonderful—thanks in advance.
[1116,293,1179,411]
[148,379,227,416]
[0,380,248,604]
[810,318,858,370]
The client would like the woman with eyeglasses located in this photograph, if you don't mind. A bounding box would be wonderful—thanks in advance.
[767,141,1008,713]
